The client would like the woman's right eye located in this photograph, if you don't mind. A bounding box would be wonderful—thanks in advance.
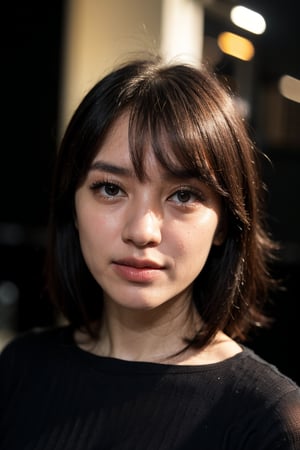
[90,181,124,198]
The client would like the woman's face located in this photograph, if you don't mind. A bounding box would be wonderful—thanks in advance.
[75,113,224,313]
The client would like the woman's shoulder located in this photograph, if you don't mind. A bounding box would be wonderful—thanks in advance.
[238,345,298,383]
[226,345,300,406]
[223,346,300,445]
[0,325,72,363]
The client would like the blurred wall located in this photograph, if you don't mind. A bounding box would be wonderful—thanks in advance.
[59,0,205,135]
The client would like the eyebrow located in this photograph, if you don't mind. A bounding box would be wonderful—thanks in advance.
[89,160,205,183]
[89,161,133,177]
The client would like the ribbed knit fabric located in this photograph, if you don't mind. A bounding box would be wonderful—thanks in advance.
[0,326,299,449]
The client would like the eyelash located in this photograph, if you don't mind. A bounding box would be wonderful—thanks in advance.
[89,179,206,205]
[89,179,124,197]
[169,186,206,205]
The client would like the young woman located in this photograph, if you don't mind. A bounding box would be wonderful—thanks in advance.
[1,56,299,449]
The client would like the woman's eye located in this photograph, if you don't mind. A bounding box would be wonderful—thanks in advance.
[103,183,121,196]
[90,182,124,198]
[170,189,203,204]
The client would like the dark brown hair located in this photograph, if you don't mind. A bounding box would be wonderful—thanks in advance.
[46,56,277,347]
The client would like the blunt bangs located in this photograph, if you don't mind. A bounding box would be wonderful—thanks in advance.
[127,95,225,195]
[120,63,246,204]
[74,60,248,212]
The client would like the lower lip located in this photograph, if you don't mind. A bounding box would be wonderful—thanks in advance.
[113,263,163,283]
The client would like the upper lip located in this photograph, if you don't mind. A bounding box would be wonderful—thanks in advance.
[114,258,164,269]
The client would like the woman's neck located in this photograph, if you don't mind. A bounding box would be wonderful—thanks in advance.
[73,296,242,365]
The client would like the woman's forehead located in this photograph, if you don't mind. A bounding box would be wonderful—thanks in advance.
[91,109,219,185]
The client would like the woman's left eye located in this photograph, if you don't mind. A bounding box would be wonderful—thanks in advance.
[170,189,203,204]
[90,181,124,198]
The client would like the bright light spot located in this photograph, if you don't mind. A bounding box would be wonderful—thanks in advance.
[230,6,266,35]
[217,32,255,61]
[279,75,300,103]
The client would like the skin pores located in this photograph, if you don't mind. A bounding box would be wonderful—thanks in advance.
[74,113,223,322]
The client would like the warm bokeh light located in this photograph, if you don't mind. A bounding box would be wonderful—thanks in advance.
[230,6,266,35]
[279,75,300,103]
[217,32,255,61]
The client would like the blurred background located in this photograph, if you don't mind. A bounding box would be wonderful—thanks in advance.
[0,0,299,383]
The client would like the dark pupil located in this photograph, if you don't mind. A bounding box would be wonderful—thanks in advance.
[105,184,119,196]
[178,190,190,202]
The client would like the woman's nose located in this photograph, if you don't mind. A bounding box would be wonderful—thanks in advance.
[121,205,162,247]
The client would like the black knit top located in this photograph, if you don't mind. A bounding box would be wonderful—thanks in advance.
[0,326,299,449]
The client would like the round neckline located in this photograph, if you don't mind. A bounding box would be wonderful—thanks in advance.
[61,325,248,374]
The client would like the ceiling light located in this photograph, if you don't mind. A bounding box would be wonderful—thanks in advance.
[230,5,266,35]
[279,75,300,103]
[217,32,255,61]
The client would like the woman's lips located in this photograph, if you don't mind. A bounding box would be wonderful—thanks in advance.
[112,258,164,282]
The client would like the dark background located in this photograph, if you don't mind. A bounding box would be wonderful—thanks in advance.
[0,1,299,384]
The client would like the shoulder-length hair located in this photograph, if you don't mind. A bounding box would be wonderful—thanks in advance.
[46,56,277,347]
